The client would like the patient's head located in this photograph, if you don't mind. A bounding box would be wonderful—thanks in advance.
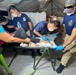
[0,16,8,25]
[47,20,61,32]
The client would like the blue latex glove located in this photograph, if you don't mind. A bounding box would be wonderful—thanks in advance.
[52,33,57,36]
[47,39,50,42]
[55,45,64,51]
[42,36,50,42]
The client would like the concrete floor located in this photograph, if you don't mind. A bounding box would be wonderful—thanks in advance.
[0,48,76,75]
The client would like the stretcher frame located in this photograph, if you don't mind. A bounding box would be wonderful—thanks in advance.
[1,46,56,75]
[14,46,56,71]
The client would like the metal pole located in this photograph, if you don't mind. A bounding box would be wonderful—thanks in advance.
[50,0,53,15]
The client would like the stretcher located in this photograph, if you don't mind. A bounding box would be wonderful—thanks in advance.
[0,43,56,75]
[13,36,57,75]
[16,46,56,69]
[13,46,56,75]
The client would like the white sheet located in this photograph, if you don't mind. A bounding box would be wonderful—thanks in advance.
[36,41,57,48]
[20,34,57,49]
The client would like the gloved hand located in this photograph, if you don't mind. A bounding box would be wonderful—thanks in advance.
[30,30,33,37]
[52,33,57,36]
[42,36,50,42]
[55,45,64,51]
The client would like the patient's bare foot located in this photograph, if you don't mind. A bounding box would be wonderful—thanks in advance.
[29,42,39,47]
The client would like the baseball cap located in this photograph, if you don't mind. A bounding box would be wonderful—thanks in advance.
[64,0,76,13]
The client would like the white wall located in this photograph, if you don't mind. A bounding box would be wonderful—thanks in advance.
[24,12,46,26]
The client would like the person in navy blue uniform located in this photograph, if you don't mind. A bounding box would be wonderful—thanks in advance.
[32,20,61,56]
[1,17,15,33]
[9,5,33,36]
[33,20,61,41]
[55,0,76,73]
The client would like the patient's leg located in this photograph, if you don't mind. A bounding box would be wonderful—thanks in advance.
[14,28,28,39]
[14,28,52,46]
[14,28,43,44]
[40,39,53,46]
[30,37,53,46]
[14,28,37,46]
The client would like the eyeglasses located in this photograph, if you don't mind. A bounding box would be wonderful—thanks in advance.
[64,6,74,9]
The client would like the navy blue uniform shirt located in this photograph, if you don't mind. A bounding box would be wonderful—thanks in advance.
[3,20,15,33]
[63,13,76,35]
[33,21,49,37]
[13,13,31,31]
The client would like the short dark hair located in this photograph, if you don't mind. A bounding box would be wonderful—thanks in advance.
[8,5,20,12]
[0,16,7,23]
[50,20,61,28]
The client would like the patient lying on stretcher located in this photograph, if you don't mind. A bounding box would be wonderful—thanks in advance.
[0,27,56,48]
[14,28,56,48]
[0,16,56,48]
[21,38,56,48]
[0,28,56,48]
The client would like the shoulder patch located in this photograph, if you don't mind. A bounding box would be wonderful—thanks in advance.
[68,20,73,26]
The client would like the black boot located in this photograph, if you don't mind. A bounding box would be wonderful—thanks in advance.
[56,57,61,61]
[56,63,65,73]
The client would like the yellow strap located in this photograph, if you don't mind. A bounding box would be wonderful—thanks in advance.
[65,4,73,7]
